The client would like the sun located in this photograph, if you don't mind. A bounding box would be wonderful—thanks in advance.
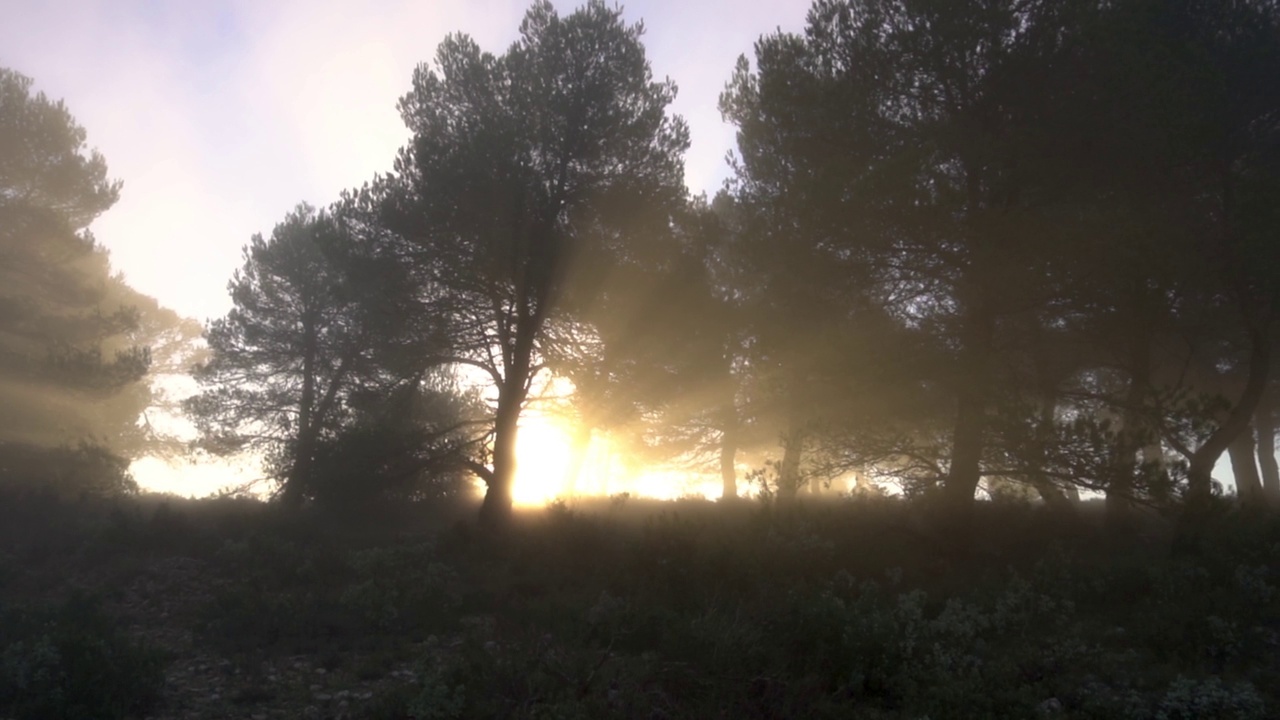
[511,414,577,506]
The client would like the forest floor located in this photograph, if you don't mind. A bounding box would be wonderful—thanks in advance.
[1,490,1278,720]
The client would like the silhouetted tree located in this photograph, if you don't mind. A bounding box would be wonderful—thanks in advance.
[1042,0,1280,519]
[384,0,689,526]
[723,0,1083,517]
[1147,0,1280,514]
[722,0,1280,527]
[186,201,475,505]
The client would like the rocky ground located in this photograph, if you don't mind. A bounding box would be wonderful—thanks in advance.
[6,495,1279,720]
[104,555,411,720]
[0,501,457,720]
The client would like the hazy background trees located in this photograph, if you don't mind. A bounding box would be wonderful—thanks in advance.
[0,67,196,496]
[6,0,1279,532]
[174,0,1280,529]
[716,0,1280,527]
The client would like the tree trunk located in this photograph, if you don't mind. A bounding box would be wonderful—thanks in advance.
[1140,442,1170,502]
[719,424,737,500]
[1027,383,1075,513]
[1228,428,1264,507]
[1186,320,1272,513]
[946,394,984,506]
[777,424,804,502]
[1255,391,1280,504]
[1030,477,1073,512]
[480,387,521,527]
[717,358,740,500]
[478,276,543,528]
[479,346,532,528]
[1107,328,1151,530]
[944,306,994,514]
[285,428,316,507]
[283,319,319,507]
[481,361,531,526]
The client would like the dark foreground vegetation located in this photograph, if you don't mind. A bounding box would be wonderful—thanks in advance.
[4,0,1280,716]
[3,487,1278,720]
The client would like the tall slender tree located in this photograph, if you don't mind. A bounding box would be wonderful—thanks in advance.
[385,0,689,526]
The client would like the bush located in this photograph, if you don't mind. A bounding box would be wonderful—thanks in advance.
[339,542,463,632]
[0,593,166,720]
[0,441,136,498]
[1155,676,1266,720]
[304,423,469,514]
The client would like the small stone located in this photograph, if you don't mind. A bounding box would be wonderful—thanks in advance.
[1037,698,1064,716]
[315,692,332,701]
[310,684,323,692]
[315,668,327,675]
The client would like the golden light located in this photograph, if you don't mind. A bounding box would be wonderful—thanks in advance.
[506,371,732,505]
[510,416,730,505]
[130,450,270,498]
[511,414,577,506]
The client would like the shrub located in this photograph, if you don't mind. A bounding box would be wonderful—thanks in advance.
[339,542,462,632]
[1156,676,1266,720]
[0,593,166,720]
[0,441,136,498]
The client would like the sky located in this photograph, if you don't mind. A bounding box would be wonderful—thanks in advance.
[2,0,814,324]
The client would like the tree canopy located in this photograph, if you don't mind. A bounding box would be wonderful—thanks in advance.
[0,67,183,495]
[383,0,690,524]
[185,200,483,507]
[164,0,1280,530]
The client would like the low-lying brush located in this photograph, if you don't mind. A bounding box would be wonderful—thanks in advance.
[0,592,166,720]
[1,490,1277,718]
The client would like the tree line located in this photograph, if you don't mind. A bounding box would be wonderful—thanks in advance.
[0,68,202,496]
[4,0,1279,532]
